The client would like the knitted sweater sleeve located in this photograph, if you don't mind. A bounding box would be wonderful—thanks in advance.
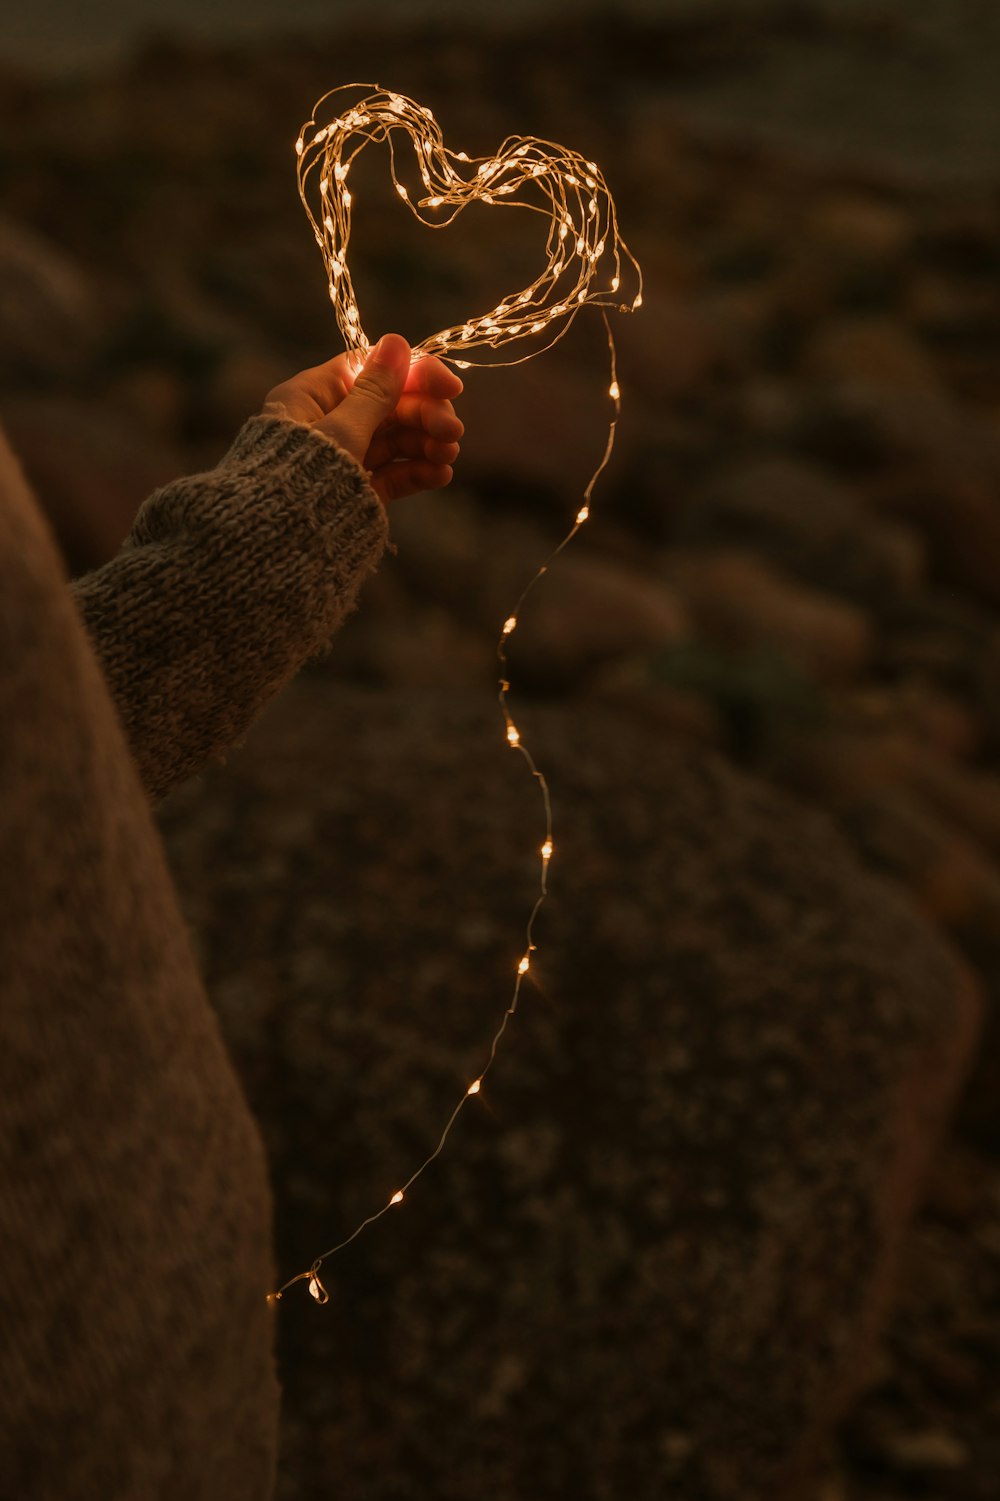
[0,423,280,1499]
[70,414,388,803]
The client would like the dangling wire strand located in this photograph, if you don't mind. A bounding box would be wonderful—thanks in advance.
[269,87,639,1306]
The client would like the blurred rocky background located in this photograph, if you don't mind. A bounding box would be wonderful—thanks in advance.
[3,2,1000,1498]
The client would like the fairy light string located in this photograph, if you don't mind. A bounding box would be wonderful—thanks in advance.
[268,85,640,1307]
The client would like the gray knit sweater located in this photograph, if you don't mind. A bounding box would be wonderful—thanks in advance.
[0,414,388,1499]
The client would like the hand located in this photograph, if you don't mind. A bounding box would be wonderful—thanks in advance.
[261,333,464,504]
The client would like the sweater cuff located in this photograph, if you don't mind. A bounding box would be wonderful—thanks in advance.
[220,412,374,494]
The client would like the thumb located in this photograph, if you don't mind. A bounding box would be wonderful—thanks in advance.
[338,333,411,449]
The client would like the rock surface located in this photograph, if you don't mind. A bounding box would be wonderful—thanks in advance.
[159,683,979,1501]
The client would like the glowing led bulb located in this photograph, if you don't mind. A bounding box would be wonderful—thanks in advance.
[517,954,531,975]
[541,839,553,860]
[308,1274,329,1304]
[507,725,520,746]
[427,196,443,207]
[609,380,620,399]
[576,505,590,523]
[397,183,409,200]
[389,1190,404,1206]
[502,616,518,635]
[633,293,643,309]
[611,275,620,291]
[467,1079,482,1096]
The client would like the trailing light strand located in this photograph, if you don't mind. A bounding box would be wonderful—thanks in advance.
[267,86,638,1308]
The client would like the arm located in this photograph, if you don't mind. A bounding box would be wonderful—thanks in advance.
[70,336,463,804]
[71,415,387,804]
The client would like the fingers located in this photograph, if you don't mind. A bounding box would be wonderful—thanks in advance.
[371,459,454,505]
[384,393,464,441]
[262,345,463,432]
[313,336,412,463]
[366,429,461,472]
[401,353,464,400]
[365,395,463,470]
[260,337,466,500]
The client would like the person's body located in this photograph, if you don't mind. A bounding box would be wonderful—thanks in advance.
[0,334,463,1499]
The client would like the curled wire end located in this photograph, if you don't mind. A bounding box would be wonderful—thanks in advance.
[265,1291,282,1306]
[308,1269,330,1304]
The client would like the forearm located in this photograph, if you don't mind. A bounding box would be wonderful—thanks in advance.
[71,415,387,803]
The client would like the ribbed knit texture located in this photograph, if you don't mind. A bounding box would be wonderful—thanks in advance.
[0,415,388,1498]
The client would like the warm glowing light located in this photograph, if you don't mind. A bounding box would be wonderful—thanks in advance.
[389,1190,404,1205]
[467,1079,482,1096]
[576,505,590,524]
[541,839,553,860]
[609,380,620,399]
[502,616,517,635]
[295,84,642,368]
[308,1274,329,1304]
[517,955,531,975]
[506,724,520,746]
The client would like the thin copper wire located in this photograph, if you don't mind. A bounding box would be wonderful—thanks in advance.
[295,83,642,368]
[270,87,638,1305]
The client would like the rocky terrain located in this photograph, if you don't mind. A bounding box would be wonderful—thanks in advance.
[2,10,999,1499]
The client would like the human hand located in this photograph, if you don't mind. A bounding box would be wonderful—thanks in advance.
[261,334,464,505]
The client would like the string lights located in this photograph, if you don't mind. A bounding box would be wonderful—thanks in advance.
[268,84,641,1307]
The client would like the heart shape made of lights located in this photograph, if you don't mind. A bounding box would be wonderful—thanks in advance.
[295,83,642,368]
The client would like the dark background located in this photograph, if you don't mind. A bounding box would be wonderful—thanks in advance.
[3,3,999,1498]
